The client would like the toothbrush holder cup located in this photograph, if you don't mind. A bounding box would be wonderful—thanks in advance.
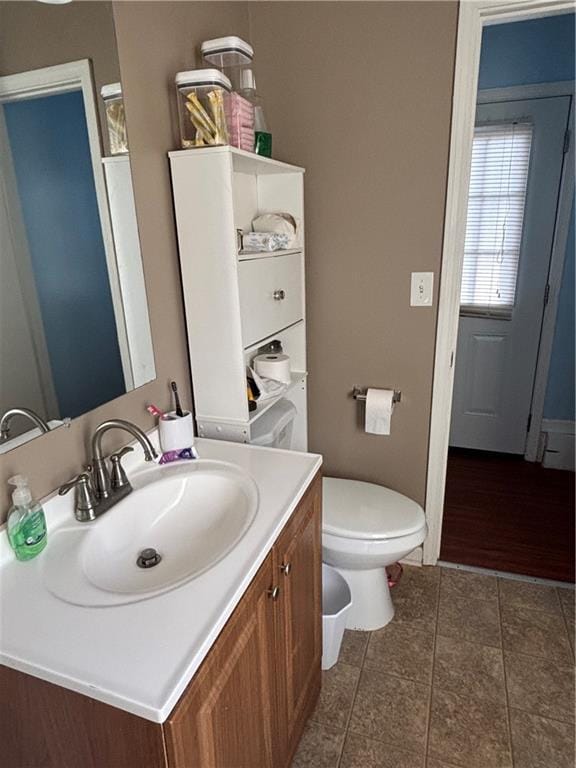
[159,411,195,453]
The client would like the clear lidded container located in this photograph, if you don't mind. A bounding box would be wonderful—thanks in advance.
[100,82,128,155]
[175,69,231,149]
[200,36,254,93]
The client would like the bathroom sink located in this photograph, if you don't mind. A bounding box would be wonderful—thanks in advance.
[42,461,259,607]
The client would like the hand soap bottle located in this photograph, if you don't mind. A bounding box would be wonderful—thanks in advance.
[7,475,47,561]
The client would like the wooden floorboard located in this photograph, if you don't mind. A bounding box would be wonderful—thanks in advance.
[440,448,575,583]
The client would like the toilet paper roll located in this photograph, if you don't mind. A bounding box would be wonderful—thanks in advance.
[365,388,395,435]
[253,353,291,384]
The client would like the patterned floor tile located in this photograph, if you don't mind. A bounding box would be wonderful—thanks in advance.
[311,662,360,731]
[441,568,498,602]
[291,721,345,768]
[504,651,575,724]
[365,621,434,684]
[340,732,424,768]
[438,593,501,647]
[348,667,429,754]
[509,708,575,768]
[501,603,572,662]
[433,634,505,703]
[428,688,512,768]
[498,579,562,615]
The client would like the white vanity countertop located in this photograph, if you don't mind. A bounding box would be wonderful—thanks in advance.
[0,438,322,722]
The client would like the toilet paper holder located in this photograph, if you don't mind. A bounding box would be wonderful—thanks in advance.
[351,386,402,404]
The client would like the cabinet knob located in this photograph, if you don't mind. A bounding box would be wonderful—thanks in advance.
[280,562,292,576]
[268,586,280,600]
[273,289,286,301]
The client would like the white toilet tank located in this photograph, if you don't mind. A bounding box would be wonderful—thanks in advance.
[251,399,297,449]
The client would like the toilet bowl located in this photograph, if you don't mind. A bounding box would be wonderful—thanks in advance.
[322,477,427,631]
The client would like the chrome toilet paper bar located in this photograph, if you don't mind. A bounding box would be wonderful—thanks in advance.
[351,386,402,404]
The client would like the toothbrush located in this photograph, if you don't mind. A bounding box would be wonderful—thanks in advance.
[146,404,166,419]
[171,381,184,418]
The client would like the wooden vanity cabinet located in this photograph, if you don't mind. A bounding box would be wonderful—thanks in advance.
[164,551,278,767]
[2,472,322,768]
[164,471,322,768]
[274,471,322,762]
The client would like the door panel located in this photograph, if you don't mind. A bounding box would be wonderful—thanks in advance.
[164,553,277,768]
[451,96,571,453]
[463,333,507,416]
[275,475,322,763]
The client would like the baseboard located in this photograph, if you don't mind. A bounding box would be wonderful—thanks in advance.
[400,546,423,567]
[542,419,575,435]
[541,419,575,471]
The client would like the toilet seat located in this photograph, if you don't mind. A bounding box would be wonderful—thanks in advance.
[323,477,425,541]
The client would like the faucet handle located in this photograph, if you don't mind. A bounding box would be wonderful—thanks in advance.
[58,473,98,522]
[58,472,90,495]
[110,446,133,490]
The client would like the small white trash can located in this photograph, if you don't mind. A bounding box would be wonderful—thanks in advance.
[322,564,352,670]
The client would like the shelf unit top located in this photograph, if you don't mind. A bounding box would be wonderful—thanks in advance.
[168,145,305,175]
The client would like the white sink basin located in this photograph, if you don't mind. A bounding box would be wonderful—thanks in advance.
[42,461,258,607]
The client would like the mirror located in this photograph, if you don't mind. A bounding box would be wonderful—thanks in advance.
[0,1,155,453]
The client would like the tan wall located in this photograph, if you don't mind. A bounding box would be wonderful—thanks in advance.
[249,1,458,505]
[0,1,121,154]
[0,1,250,519]
[0,0,457,519]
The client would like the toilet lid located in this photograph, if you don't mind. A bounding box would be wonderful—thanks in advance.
[322,477,425,540]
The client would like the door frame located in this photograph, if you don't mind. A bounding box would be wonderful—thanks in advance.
[424,0,575,565]
[0,60,134,391]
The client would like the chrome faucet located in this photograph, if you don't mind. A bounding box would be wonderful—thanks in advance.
[59,419,158,522]
[0,407,50,442]
[91,419,158,498]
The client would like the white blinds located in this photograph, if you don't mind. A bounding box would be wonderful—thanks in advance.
[461,121,533,316]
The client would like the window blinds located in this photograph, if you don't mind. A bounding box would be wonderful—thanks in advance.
[461,121,533,317]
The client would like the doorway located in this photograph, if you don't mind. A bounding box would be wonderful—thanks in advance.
[424,3,575,581]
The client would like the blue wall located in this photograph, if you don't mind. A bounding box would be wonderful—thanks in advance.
[479,14,575,90]
[480,14,575,421]
[4,91,125,419]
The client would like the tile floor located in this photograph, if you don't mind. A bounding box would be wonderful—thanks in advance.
[292,566,575,768]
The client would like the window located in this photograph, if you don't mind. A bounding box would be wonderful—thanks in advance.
[461,121,533,317]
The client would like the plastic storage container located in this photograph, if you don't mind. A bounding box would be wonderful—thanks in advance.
[100,83,128,155]
[239,69,272,157]
[175,69,231,149]
[322,564,352,670]
[224,92,255,152]
[251,399,296,449]
[201,36,254,92]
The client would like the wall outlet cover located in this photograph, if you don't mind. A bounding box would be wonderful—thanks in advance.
[411,272,434,306]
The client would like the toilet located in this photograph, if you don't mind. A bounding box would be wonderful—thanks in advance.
[322,477,427,631]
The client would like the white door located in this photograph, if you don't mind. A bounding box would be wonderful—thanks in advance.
[450,96,571,453]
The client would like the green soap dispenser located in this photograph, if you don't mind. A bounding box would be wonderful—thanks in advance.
[7,475,47,561]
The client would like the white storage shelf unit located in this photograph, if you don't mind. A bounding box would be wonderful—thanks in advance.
[169,146,307,450]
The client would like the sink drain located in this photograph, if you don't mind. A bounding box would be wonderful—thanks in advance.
[137,548,162,569]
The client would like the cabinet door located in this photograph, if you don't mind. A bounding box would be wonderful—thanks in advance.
[274,474,322,764]
[164,552,278,768]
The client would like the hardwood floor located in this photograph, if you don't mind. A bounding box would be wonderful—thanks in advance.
[441,448,575,583]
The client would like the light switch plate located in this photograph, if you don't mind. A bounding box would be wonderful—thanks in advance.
[410,272,434,306]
